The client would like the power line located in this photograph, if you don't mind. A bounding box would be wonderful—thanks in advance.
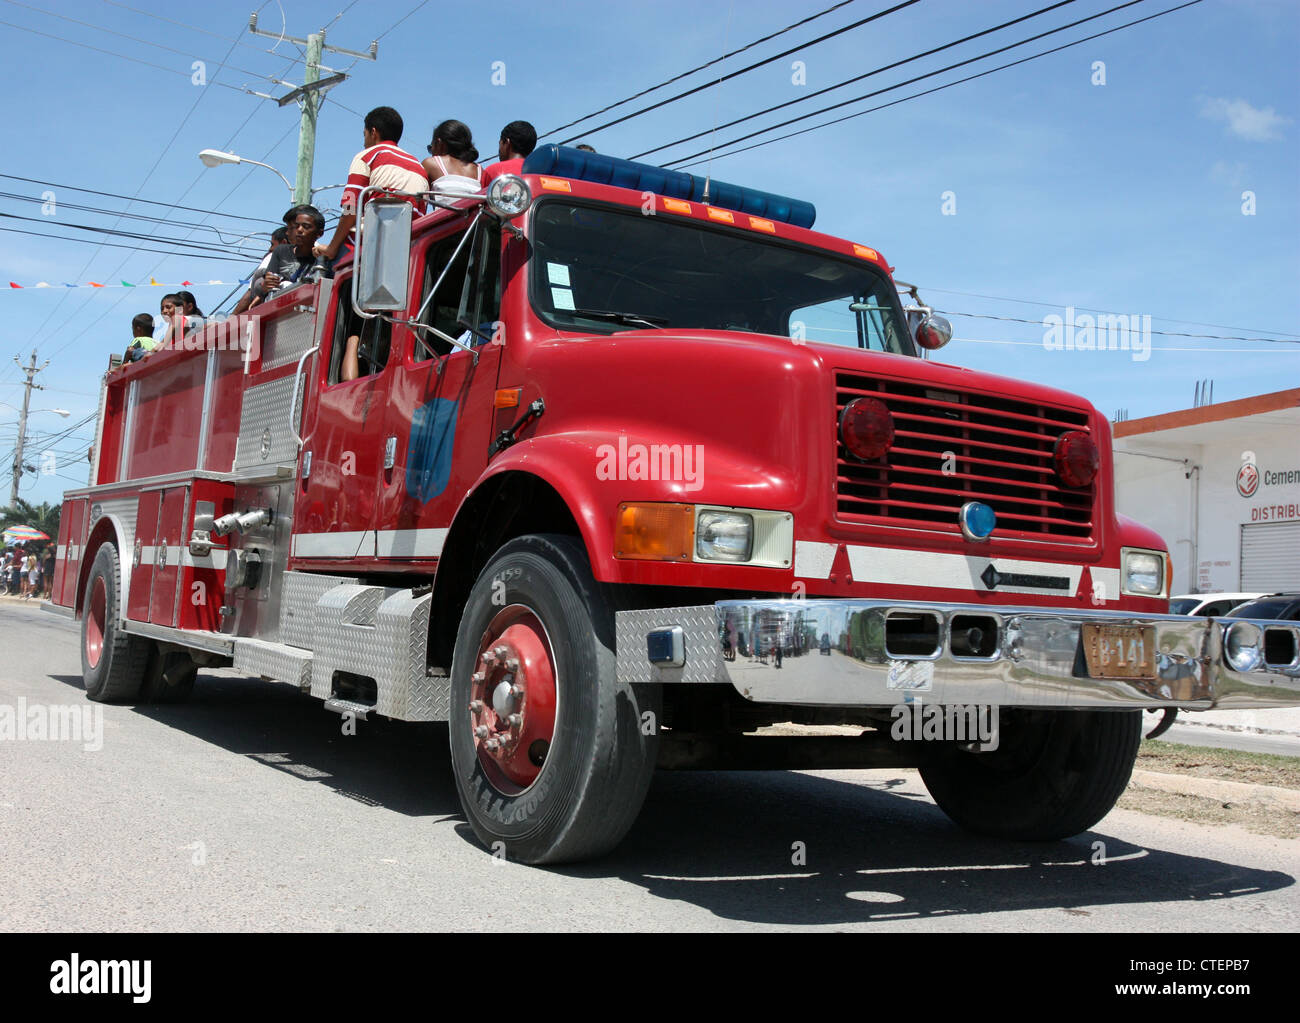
[0,16,272,97]
[0,225,259,264]
[632,0,1078,160]
[0,191,274,245]
[0,173,281,225]
[915,286,1300,339]
[934,309,1300,345]
[662,0,1150,166]
[375,0,431,40]
[0,211,265,259]
[543,0,861,139]
[555,0,923,145]
[1,0,293,85]
[669,0,1203,169]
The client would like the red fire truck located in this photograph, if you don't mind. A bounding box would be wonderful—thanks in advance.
[48,146,1300,864]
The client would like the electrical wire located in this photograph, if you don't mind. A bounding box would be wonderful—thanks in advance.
[0,211,265,259]
[556,0,923,145]
[631,0,1078,160]
[543,0,862,138]
[0,225,259,264]
[668,0,1203,168]
[934,309,1300,345]
[0,173,281,225]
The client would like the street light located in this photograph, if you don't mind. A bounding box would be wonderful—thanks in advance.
[198,149,295,193]
[3,404,71,504]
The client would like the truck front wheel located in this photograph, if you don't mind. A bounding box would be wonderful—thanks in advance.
[919,709,1141,840]
[448,534,660,864]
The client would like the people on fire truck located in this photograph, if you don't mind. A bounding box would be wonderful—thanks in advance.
[251,205,331,299]
[124,313,158,362]
[482,120,537,185]
[231,225,289,316]
[422,118,484,195]
[314,106,428,264]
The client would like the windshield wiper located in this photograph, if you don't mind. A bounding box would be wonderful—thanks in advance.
[570,309,669,329]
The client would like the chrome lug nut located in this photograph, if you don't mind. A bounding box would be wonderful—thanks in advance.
[481,649,497,664]
[510,684,525,700]
[484,738,500,751]
[474,725,490,739]
[469,700,485,715]
[494,644,509,658]
[507,713,522,729]
[506,657,520,671]
[471,671,485,684]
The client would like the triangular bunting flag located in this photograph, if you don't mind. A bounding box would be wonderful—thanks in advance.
[35,282,49,288]
[121,280,135,287]
[150,278,161,286]
[181,280,192,286]
[88,282,104,287]
[8,282,20,289]
[239,277,251,285]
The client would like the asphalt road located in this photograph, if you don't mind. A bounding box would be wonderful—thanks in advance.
[1,600,1297,932]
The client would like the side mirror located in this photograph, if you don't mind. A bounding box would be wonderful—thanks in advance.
[915,313,953,351]
[355,199,412,310]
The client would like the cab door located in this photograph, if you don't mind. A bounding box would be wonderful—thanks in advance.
[291,271,393,570]
[375,217,505,569]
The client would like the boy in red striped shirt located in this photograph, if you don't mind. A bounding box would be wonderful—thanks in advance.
[314,106,429,264]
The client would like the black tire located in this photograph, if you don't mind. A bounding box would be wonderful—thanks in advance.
[138,648,198,704]
[919,709,1141,840]
[448,534,660,865]
[80,543,151,703]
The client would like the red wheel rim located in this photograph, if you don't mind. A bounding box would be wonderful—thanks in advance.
[467,604,558,793]
[86,576,107,669]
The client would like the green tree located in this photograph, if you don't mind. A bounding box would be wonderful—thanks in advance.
[0,497,61,548]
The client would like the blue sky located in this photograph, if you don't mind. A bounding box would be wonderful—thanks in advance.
[0,0,1296,508]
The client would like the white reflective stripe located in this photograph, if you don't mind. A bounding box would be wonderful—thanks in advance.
[181,549,229,570]
[844,544,1084,595]
[56,545,66,561]
[375,528,448,558]
[138,546,156,566]
[291,531,374,558]
[794,540,837,580]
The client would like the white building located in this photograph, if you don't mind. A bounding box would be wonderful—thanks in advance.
[1113,387,1300,595]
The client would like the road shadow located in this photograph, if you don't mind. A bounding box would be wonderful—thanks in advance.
[49,670,1297,927]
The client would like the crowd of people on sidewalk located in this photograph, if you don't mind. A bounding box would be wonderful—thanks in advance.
[0,545,54,600]
[123,107,580,366]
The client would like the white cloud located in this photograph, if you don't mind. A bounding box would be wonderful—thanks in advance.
[1199,97,1291,141]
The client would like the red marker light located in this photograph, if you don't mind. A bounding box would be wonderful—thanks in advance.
[840,397,894,461]
[1054,430,1099,488]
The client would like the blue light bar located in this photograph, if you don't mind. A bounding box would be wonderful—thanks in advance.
[521,145,816,229]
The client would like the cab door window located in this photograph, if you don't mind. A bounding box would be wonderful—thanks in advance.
[414,219,502,361]
[327,274,392,384]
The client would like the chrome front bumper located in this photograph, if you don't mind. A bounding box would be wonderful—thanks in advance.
[613,599,1300,710]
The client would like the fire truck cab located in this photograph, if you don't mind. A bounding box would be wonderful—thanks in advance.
[49,146,1300,864]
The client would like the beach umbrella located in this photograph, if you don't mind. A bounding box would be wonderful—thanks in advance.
[2,525,49,543]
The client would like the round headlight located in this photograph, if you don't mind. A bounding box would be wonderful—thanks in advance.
[486,174,532,219]
[1223,621,1263,673]
[840,397,894,462]
[1053,430,1099,488]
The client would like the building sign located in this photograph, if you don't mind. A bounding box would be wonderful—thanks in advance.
[1237,451,1298,499]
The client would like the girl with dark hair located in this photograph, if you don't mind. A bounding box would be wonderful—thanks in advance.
[422,119,483,195]
[175,290,205,319]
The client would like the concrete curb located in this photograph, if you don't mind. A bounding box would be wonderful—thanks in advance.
[1129,768,1300,810]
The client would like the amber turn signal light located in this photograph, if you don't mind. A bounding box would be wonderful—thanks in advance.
[614,503,694,561]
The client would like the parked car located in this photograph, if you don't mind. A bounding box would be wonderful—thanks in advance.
[1169,592,1267,617]
[1224,594,1300,621]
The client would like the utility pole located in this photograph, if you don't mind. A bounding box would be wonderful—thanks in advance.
[9,350,47,505]
[248,15,378,206]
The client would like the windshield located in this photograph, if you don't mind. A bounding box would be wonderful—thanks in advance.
[1226,598,1296,619]
[1169,598,1199,615]
[529,200,915,354]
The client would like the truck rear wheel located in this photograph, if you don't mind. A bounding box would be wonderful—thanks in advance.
[919,709,1141,840]
[81,543,151,703]
[139,648,198,704]
[448,534,660,864]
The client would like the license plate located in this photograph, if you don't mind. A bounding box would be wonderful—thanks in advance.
[1081,624,1156,680]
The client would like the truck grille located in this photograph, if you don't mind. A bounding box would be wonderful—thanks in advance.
[835,372,1096,541]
